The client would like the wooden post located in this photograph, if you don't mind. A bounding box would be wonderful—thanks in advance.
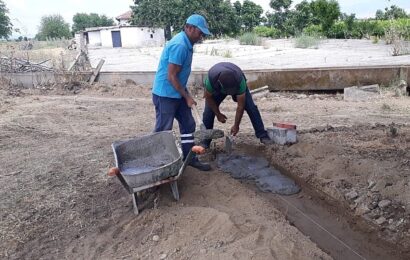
[89,59,105,84]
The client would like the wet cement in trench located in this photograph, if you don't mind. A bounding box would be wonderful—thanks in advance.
[216,153,300,195]
[214,152,408,260]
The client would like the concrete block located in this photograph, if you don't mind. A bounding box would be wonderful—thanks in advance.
[267,127,287,145]
[344,84,380,101]
[268,123,297,145]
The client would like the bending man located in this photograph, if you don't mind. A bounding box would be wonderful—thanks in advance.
[202,62,273,147]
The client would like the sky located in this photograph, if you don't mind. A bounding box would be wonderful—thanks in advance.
[4,0,410,38]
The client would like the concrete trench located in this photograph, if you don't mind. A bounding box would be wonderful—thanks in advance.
[205,145,409,260]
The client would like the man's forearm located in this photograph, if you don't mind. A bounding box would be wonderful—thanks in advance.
[234,105,245,127]
[169,75,189,99]
[205,97,221,115]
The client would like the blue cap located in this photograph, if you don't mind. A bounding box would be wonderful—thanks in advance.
[186,14,211,36]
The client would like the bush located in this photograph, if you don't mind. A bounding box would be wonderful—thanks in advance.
[328,22,348,38]
[239,32,262,45]
[294,33,322,49]
[253,26,279,38]
[303,25,324,37]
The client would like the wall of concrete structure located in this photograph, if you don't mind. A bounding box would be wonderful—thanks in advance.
[88,31,101,46]
[97,66,410,90]
[3,66,409,90]
[1,72,91,87]
[120,27,165,48]
[246,66,410,91]
[88,27,165,48]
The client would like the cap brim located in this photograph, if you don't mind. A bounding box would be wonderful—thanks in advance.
[198,26,211,36]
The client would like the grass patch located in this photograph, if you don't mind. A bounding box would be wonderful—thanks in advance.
[239,32,262,46]
[294,34,322,49]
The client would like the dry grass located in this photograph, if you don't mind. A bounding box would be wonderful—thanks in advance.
[0,41,77,70]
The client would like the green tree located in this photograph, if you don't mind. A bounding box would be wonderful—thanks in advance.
[0,0,12,39]
[131,0,240,37]
[236,0,264,31]
[310,0,340,34]
[266,0,293,36]
[72,13,114,33]
[375,9,385,20]
[36,14,71,40]
[384,5,408,19]
[269,0,292,11]
[290,0,313,34]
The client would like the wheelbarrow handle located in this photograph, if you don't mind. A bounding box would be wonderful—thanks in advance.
[192,104,206,130]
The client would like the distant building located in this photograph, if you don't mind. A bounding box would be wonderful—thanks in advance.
[116,11,132,26]
[83,25,165,48]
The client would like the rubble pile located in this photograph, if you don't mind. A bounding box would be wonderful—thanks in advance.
[0,56,53,73]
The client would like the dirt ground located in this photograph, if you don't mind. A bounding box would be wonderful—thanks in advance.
[0,82,409,259]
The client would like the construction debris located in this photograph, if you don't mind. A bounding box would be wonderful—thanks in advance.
[0,56,53,72]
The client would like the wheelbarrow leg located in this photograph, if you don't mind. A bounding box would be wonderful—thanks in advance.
[132,192,139,215]
[170,181,179,201]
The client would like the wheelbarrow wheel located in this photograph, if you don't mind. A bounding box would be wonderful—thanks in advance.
[170,181,179,201]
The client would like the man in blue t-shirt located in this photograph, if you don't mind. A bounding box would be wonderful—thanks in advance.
[152,14,212,171]
[202,62,274,148]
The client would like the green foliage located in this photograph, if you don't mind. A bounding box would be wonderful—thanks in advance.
[294,33,322,49]
[310,0,340,34]
[72,13,114,33]
[0,0,12,39]
[36,14,71,41]
[269,0,292,11]
[253,26,279,38]
[131,0,241,37]
[239,0,264,31]
[328,22,347,38]
[376,5,408,20]
[266,0,292,36]
[291,0,313,34]
[239,32,262,45]
[303,24,323,36]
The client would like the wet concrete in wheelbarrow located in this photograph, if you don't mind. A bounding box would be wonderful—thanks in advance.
[213,150,408,260]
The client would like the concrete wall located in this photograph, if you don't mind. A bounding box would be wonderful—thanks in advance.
[88,31,101,46]
[247,66,410,91]
[96,66,410,90]
[3,66,409,90]
[1,72,91,87]
[88,27,165,48]
[118,19,130,26]
[100,29,114,48]
[120,27,165,48]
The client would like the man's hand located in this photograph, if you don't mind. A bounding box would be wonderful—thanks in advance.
[230,124,239,136]
[216,112,227,123]
[185,95,196,108]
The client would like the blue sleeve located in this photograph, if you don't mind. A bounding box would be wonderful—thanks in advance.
[168,44,187,66]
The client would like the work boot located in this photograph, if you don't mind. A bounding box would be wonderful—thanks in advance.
[260,136,274,145]
[189,157,211,171]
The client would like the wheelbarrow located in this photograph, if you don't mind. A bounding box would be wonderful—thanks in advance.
[110,131,195,215]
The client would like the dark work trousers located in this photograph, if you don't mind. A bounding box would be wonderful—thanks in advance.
[202,88,268,146]
[152,94,196,159]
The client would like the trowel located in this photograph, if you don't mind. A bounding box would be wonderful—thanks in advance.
[225,133,235,154]
[192,104,224,142]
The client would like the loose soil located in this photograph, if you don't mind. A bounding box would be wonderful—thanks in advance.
[1,83,409,259]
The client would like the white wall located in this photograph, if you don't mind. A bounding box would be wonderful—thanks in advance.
[87,31,101,46]
[118,19,130,26]
[120,27,165,48]
[88,27,165,48]
[100,29,114,48]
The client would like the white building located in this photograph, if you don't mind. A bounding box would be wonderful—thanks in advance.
[116,11,132,26]
[83,25,165,48]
